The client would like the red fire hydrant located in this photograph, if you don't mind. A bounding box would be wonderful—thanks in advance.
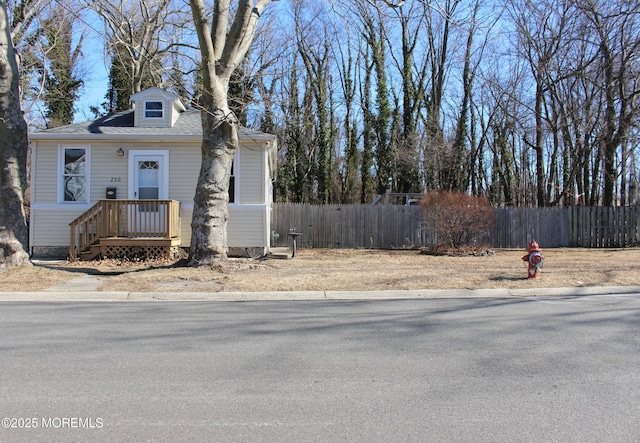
[522,240,544,278]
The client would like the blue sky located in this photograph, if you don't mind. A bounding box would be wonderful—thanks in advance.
[73,10,110,122]
[75,57,109,122]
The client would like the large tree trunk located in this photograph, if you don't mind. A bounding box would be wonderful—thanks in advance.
[0,1,30,271]
[187,0,272,265]
[188,100,238,265]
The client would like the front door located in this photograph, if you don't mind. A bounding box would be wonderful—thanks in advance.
[128,151,169,235]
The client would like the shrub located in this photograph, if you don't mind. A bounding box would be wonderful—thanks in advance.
[419,191,495,250]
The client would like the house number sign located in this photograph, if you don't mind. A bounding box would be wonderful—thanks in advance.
[110,177,122,182]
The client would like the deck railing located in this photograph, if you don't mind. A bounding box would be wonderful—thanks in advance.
[69,199,180,260]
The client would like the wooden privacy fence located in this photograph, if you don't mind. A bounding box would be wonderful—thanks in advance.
[569,205,640,248]
[271,203,429,249]
[491,207,571,248]
[271,203,640,249]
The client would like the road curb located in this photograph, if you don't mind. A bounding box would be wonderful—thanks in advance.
[0,286,639,302]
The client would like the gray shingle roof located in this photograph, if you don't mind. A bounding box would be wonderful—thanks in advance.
[31,108,275,142]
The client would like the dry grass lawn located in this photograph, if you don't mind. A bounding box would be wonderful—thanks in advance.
[1,248,639,292]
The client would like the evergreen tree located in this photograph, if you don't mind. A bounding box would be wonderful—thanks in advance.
[362,10,394,196]
[228,57,256,127]
[104,46,132,114]
[360,52,376,204]
[39,9,83,128]
[102,39,164,115]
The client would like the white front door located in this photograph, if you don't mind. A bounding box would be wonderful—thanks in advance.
[129,152,168,200]
[128,151,169,234]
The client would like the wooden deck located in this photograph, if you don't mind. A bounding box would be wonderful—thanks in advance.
[69,200,181,261]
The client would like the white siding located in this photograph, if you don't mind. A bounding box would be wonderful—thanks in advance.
[180,205,269,248]
[238,144,265,204]
[32,142,58,203]
[134,96,172,128]
[130,87,184,128]
[228,207,268,246]
[34,141,268,205]
[169,145,200,201]
[180,207,192,247]
[32,141,131,204]
[170,142,268,206]
[31,138,272,251]
[91,143,128,201]
[170,104,181,127]
[30,208,87,247]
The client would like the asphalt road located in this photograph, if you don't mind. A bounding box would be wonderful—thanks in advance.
[1,295,639,442]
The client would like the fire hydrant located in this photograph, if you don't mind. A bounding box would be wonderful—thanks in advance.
[522,240,544,278]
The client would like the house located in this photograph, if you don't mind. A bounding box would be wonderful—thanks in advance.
[29,87,278,260]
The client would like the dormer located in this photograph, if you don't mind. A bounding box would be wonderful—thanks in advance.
[130,87,186,128]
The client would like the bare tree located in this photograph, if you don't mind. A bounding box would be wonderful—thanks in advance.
[359,47,376,203]
[360,3,394,195]
[294,1,334,204]
[275,55,317,203]
[9,0,47,44]
[188,0,275,265]
[88,0,191,98]
[577,0,640,206]
[334,32,360,203]
[508,0,573,206]
[384,0,427,193]
[0,0,30,270]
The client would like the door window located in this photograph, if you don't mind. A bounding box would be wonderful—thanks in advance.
[138,160,159,199]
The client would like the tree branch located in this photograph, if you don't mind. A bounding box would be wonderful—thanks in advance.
[218,0,271,81]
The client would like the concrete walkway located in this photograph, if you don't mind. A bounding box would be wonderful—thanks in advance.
[1,284,639,302]
[43,273,107,292]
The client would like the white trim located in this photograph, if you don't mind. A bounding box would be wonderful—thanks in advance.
[58,145,91,204]
[262,148,270,205]
[262,148,272,249]
[128,150,169,199]
[29,141,37,255]
[31,203,93,210]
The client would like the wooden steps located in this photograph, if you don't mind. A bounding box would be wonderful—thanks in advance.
[69,199,181,261]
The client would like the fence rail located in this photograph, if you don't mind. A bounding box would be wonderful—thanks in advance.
[271,203,640,249]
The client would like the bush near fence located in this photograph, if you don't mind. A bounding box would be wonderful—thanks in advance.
[271,203,640,249]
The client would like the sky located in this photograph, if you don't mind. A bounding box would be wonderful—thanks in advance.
[72,9,110,122]
[75,57,109,122]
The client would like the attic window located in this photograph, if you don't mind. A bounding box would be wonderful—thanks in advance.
[144,101,164,118]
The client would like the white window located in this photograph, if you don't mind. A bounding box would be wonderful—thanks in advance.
[60,146,90,203]
[144,101,164,118]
